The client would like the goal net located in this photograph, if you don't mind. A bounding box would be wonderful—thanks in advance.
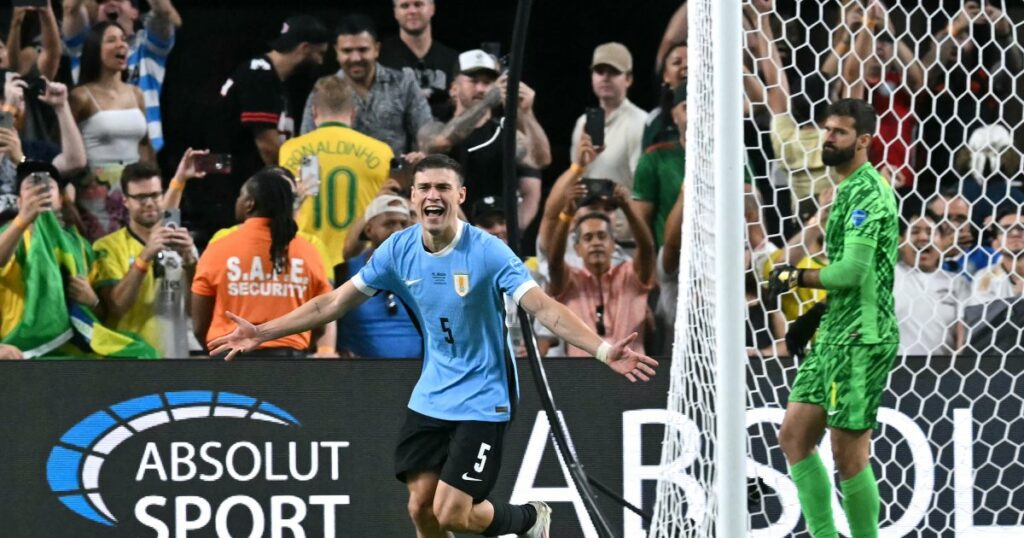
[652,1,1024,536]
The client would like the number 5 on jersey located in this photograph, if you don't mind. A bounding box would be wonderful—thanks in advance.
[440,317,455,344]
[474,442,491,473]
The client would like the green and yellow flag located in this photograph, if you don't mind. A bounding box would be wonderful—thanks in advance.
[0,212,158,359]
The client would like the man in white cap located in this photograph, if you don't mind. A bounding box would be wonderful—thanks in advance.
[570,42,647,191]
[418,49,549,232]
[335,194,420,358]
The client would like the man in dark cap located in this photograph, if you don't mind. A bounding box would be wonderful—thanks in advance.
[192,15,330,245]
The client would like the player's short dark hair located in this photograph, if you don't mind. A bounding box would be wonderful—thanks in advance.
[335,14,379,41]
[572,212,613,240]
[120,162,163,195]
[825,98,877,136]
[412,154,465,186]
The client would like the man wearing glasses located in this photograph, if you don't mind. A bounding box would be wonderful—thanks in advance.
[336,194,421,358]
[92,161,198,356]
[546,179,655,357]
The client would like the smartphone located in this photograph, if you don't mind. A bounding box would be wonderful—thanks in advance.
[0,112,14,130]
[193,153,232,175]
[584,107,605,147]
[13,0,49,7]
[300,155,321,197]
[163,208,181,229]
[31,172,53,209]
[582,178,615,199]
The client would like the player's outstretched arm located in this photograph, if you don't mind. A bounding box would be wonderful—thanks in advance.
[209,280,371,361]
[519,287,659,382]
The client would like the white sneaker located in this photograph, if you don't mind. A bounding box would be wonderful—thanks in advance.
[518,501,551,538]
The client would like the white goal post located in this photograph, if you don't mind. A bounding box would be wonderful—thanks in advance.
[652,0,1024,536]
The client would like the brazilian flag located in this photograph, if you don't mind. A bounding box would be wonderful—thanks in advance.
[0,212,158,358]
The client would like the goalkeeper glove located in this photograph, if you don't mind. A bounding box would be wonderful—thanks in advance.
[765,265,803,303]
[785,301,827,358]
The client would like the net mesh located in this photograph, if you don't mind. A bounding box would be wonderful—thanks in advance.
[650,0,720,535]
[653,1,1024,536]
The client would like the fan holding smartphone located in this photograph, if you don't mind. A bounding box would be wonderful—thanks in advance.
[571,42,648,190]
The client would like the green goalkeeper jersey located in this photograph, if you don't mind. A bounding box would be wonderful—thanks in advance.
[817,162,900,345]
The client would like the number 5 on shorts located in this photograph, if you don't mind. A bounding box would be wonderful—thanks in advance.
[474,442,492,473]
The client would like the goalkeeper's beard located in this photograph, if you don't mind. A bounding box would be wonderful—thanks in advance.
[821,142,856,167]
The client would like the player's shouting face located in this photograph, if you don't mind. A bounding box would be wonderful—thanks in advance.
[412,167,466,235]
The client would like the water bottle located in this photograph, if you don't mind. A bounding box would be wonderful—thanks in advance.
[153,251,189,358]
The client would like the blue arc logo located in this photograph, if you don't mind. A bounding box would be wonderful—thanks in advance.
[46,391,300,527]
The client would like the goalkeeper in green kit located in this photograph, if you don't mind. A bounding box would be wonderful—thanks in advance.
[767,99,899,538]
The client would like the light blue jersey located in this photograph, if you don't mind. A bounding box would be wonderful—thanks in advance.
[353,221,537,422]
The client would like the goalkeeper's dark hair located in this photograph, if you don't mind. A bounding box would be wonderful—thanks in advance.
[244,170,297,274]
[825,98,877,136]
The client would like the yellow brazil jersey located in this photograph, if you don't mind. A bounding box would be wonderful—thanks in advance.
[279,122,394,268]
[92,228,161,350]
[2,224,97,341]
[209,226,333,282]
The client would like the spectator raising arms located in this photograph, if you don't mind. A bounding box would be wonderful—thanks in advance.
[569,42,647,191]
[6,2,61,81]
[418,50,547,231]
[547,181,655,357]
[92,160,199,357]
[69,21,154,240]
[63,0,181,152]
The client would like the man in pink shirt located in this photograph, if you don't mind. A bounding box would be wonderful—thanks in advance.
[547,181,655,356]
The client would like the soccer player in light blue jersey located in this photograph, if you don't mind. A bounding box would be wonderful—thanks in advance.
[211,154,658,538]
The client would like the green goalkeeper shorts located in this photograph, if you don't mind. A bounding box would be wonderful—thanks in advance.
[788,342,898,430]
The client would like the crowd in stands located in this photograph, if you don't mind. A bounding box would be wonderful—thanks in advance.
[0,0,1022,359]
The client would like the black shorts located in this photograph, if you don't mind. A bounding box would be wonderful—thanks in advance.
[394,408,508,503]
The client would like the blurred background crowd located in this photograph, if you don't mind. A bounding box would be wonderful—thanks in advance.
[0,0,1021,359]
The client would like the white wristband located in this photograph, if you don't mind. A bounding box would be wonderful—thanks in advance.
[595,341,612,364]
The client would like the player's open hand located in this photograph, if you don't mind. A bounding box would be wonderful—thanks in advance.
[208,312,263,361]
[605,333,659,382]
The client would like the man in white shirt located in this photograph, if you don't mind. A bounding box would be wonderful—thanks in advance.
[970,207,1024,303]
[569,42,647,190]
[963,206,1024,354]
[893,215,969,355]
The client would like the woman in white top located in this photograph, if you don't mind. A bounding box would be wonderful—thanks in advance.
[69,21,152,240]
